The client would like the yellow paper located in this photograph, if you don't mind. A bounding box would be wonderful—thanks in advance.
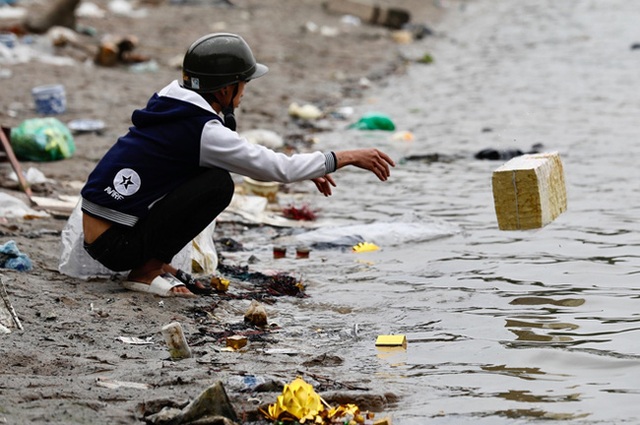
[375,334,407,349]
[352,242,380,253]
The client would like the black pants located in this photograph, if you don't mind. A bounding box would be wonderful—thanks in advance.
[84,167,234,272]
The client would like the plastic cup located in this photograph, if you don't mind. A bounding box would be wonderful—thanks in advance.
[273,246,287,259]
[296,246,310,259]
[31,84,67,115]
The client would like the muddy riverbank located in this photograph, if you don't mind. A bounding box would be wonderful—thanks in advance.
[0,0,450,423]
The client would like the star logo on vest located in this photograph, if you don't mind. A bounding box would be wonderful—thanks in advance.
[113,168,141,196]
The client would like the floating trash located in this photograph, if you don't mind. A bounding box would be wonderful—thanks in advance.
[375,334,407,349]
[352,242,380,253]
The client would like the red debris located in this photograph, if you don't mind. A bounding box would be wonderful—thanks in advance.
[282,204,317,221]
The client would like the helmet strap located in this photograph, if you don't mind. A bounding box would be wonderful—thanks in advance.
[221,84,239,131]
[222,106,236,131]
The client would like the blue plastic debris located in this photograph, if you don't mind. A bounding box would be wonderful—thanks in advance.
[0,240,32,272]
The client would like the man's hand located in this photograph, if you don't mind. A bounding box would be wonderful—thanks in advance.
[310,148,394,196]
[335,149,395,181]
[311,174,336,196]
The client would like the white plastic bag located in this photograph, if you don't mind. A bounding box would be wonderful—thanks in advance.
[58,201,197,280]
[191,220,218,274]
[58,201,114,279]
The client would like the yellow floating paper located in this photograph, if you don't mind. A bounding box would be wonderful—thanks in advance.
[376,334,407,349]
[352,242,380,253]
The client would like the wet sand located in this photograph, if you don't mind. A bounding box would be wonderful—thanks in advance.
[0,0,450,423]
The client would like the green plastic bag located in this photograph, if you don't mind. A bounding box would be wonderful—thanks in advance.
[348,112,396,131]
[10,118,76,161]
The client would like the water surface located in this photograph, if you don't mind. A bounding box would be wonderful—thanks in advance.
[227,1,640,423]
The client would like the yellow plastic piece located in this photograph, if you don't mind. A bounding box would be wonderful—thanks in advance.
[352,242,380,253]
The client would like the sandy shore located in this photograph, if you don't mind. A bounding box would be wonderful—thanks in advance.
[0,0,451,423]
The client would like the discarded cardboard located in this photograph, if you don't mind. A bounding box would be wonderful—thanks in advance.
[492,152,567,230]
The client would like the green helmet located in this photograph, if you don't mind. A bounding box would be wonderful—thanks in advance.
[182,33,268,93]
